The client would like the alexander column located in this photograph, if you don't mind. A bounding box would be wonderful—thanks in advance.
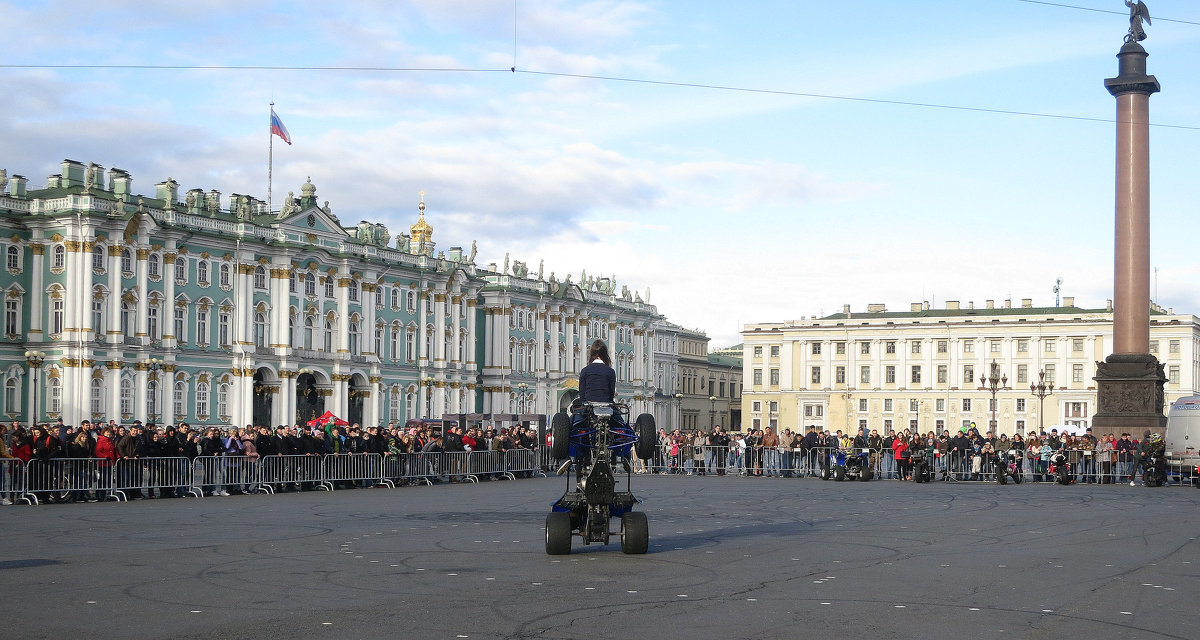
[1092,1,1167,439]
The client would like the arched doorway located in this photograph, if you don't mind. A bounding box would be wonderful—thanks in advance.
[252,368,274,427]
[347,374,367,426]
[296,372,324,424]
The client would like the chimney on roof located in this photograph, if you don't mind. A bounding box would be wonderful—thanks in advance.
[946,300,960,310]
[60,159,85,187]
[9,174,27,197]
[911,302,922,312]
[1106,298,1114,312]
[1022,298,1033,308]
[843,304,851,317]
[1063,296,1075,307]
[968,301,975,310]
[867,303,887,312]
[986,299,994,309]
[923,301,930,311]
[109,169,131,198]
[1004,298,1012,309]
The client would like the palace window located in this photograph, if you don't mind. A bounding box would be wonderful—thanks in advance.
[305,273,316,297]
[5,245,18,271]
[92,246,105,270]
[254,266,267,290]
[196,382,210,418]
[52,244,66,270]
[911,365,921,385]
[175,256,187,282]
[121,249,133,274]
[198,260,209,285]
[860,366,870,385]
[885,365,895,384]
[220,263,232,288]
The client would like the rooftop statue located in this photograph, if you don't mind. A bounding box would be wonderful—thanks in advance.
[1126,0,1151,43]
[0,168,7,193]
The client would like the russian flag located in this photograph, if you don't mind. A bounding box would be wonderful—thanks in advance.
[270,108,292,145]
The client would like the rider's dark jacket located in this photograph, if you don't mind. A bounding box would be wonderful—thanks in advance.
[579,360,616,403]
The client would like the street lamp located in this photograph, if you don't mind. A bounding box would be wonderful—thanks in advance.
[1030,369,1052,436]
[421,376,435,418]
[24,350,46,429]
[979,359,1007,433]
[709,395,717,430]
[516,382,529,413]
[147,357,164,425]
[674,392,683,430]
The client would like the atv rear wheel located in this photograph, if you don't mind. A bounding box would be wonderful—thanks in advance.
[620,511,649,555]
[860,470,874,481]
[550,412,570,460]
[545,511,572,555]
[833,466,846,481]
[634,414,657,460]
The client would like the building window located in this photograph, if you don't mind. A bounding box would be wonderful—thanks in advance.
[50,297,64,335]
[935,398,945,412]
[1149,340,1158,354]
[218,383,230,418]
[835,366,845,384]
[406,327,417,362]
[990,340,1001,353]
[304,273,316,297]
[254,312,268,347]
[390,287,399,308]
[962,398,972,412]
[937,365,947,384]
[89,378,103,415]
[752,401,762,412]
[174,381,186,419]
[1044,364,1056,386]
[48,376,62,414]
[92,246,105,270]
[909,399,919,412]
[860,342,871,355]
[197,308,209,345]
[254,266,267,290]
[963,340,974,354]
[1017,364,1028,384]
[121,301,135,338]
[1016,398,1026,412]
[769,368,779,385]
[1044,339,1056,353]
[5,298,19,335]
[886,341,896,354]
[835,342,846,355]
[1170,340,1180,354]
[198,260,209,285]
[884,399,893,412]
[349,318,361,355]
[911,340,921,354]
[1017,339,1029,352]
[1072,338,1084,353]
[5,246,18,271]
[218,310,231,347]
[858,398,868,412]
[5,377,21,413]
[174,306,186,343]
[121,249,133,274]
[175,256,187,282]
[963,365,974,384]
[324,278,334,299]
[860,366,870,385]
[770,345,779,357]
[753,346,762,358]
[220,263,231,287]
[348,281,359,303]
[885,365,895,384]
[407,290,417,312]
[810,367,821,385]
[119,378,132,416]
[911,365,921,385]
[803,404,823,418]
[1072,364,1084,383]
[753,369,762,386]
[52,244,66,270]
[1169,365,1179,384]
[92,297,104,338]
[196,382,209,418]
[811,343,821,356]
[937,340,947,354]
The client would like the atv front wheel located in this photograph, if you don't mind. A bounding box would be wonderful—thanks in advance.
[545,512,572,555]
[620,511,649,555]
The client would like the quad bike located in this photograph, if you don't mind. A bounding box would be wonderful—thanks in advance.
[546,401,656,555]
[821,449,848,481]
[995,449,1023,485]
[1049,451,1074,485]
[844,448,874,481]
[911,448,935,483]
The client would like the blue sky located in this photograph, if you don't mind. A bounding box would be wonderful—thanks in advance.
[2,1,1198,348]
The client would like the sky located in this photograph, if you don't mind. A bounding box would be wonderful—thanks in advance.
[2,0,1198,349]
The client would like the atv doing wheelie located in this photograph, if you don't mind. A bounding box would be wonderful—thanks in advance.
[545,400,657,555]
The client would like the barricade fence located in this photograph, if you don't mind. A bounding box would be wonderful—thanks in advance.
[2,446,1193,505]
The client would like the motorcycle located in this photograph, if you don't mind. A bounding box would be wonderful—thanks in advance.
[1141,454,1167,487]
[911,448,935,483]
[1049,451,1074,485]
[995,449,1023,485]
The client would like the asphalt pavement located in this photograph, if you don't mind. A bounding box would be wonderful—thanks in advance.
[1,475,1197,640]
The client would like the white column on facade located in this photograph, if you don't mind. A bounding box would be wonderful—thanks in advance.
[271,262,290,352]
[565,314,576,373]
[433,293,446,366]
[466,300,477,367]
[107,245,122,345]
[235,262,254,353]
[135,365,148,424]
[162,368,177,426]
[135,248,149,342]
[418,287,430,364]
[162,250,177,349]
[106,365,121,420]
[28,243,45,340]
[449,294,461,366]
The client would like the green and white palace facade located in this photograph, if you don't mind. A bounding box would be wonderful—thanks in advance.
[0,160,661,429]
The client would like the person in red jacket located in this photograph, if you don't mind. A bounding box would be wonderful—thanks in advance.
[93,427,118,501]
[892,433,910,481]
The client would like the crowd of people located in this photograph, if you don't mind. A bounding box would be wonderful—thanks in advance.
[642,424,1181,485]
[0,418,543,504]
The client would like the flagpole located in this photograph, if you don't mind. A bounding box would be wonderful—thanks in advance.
[268,101,275,215]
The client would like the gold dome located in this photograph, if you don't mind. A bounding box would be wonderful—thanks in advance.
[410,190,433,244]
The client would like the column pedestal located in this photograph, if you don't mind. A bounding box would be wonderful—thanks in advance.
[1091,354,1166,439]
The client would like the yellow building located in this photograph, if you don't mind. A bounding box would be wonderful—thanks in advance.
[741,298,1199,437]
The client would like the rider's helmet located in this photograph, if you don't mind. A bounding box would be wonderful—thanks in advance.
[1148,433,1163,443]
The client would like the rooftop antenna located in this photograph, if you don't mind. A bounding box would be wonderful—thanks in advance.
[1053,277,1063,307]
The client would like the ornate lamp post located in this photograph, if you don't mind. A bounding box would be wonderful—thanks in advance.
[147,357,164,425]
[24,350,46,429]
[979,359,1007,432]
[516,382,529,413]
[1030,369,1052,435]
[421,376,435,418]
[709,395,717,430]
[674,392,683,430]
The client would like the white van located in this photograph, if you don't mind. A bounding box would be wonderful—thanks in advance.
[1164,396,1200,481]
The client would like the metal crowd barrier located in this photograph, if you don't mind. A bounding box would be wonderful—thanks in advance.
[191,455,267,496]
[324,453,387,488]
[2,458,27,503]
[261,454,328,492]
[110,457,200,501]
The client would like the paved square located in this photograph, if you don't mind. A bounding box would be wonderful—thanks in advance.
[1,476,1197,639]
